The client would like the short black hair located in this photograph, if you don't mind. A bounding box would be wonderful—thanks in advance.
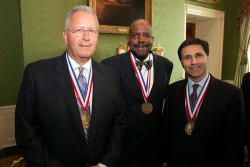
[177,38,209,61]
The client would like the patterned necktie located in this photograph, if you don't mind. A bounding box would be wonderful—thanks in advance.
[78,67,91,145]
[135,60,152,71]
[191,84,199,108]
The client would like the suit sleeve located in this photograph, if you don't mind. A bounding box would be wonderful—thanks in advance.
[223,87,245,167]
[15,65,63,167]
[241,73,250,155]
[101,72,126,167]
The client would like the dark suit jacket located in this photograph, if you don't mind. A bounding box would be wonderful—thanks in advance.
[164,75,245,167]
[241,72,250,166]
[15,52,126,167]
[101,51,173,167]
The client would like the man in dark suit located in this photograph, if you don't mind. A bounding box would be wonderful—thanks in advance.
[163,38,244,167]
[101,19,173,167]
[241,72,250,167]
[15,5,125,167]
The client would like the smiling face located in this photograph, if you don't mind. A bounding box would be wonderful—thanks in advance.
[180,44,208,82]
[63,11,99,65]
[127,19,154,60]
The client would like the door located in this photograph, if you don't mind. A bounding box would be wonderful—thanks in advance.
[185,5,225,79]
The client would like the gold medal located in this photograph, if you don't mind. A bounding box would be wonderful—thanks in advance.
[141,102,153,114]
[185,123,194,135]
[81,113,91,128]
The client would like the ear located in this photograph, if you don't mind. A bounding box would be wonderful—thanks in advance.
[180,59,184,67]
[126,36,129,43]
[63,31,68,45]
[151,36,154,43]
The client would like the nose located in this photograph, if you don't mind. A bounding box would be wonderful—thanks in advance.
[81,30,90,41]
[191,56,198,64]
[138,35,146,43]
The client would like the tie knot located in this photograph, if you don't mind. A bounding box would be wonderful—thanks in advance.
[135,60,152,71]
[78,67,84,76]
[193,84,199,92]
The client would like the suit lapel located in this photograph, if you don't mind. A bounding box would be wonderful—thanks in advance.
[121,52,144,101]
[193,76,219,132]
[90,61,105,141]
[54,54,86,139]
[178,80,189,129]
[148,54,163,100]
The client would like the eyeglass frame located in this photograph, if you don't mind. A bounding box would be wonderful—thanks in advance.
[65,28,99,36]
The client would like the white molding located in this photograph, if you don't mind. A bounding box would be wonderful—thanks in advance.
[0,105,16,149]
[184,4,225,79]
[185,4,224,19]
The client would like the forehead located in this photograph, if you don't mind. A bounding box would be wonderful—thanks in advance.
[181,44,205,55]
[69,11,98,28]
[130,21,152,34]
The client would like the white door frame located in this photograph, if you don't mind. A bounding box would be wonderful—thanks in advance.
[184,4,225,79]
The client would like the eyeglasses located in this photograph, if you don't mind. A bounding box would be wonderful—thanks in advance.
[66,28,98,36]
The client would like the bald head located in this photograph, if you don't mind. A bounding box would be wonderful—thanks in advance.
[127,19,154,60]
[129,19,152,35]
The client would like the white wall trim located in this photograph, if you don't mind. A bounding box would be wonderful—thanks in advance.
[0,105,16,149]
[185,4,224,19]
[184,4,225,79]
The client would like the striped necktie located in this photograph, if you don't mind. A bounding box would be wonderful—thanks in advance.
[78,67,91,145]
[191,84,199,109]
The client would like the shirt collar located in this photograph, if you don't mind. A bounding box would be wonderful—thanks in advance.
[188,72,209,89]
[67,54,92,72]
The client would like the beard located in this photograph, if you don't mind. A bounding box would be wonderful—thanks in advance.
[131,50,152,61]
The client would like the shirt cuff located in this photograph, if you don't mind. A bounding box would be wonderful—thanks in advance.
[98,163,107,167]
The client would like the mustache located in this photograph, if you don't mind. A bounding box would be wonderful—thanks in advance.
[134,44,150,47]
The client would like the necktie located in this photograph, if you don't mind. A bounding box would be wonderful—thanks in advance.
[191,84,199,108]
[135,60,152,71]
[78,67,91,145]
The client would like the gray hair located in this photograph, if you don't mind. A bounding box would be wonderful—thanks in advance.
[64,5,99,30]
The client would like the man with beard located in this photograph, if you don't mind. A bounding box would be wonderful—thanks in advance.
[101,19,173,167]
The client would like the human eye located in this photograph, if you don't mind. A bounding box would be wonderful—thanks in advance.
[131,33,139,38]
[183,55,191,61]
[88,29,97,35]
[73,28,83,34]
[144,33,151,38]
[195,53,204,59]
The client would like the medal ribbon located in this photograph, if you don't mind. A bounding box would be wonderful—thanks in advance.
[185,74,210,122]
[130,53,152,101]
[66,54,93,111]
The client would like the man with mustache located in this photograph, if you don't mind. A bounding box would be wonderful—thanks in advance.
[101,19,173,167]
[163,38,244,167]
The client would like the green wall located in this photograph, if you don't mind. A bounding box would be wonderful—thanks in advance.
[20,0,185,92]
[222,0,241,80]
[20,0,86,65]
[0,0,242,106]
[0,0,23,106]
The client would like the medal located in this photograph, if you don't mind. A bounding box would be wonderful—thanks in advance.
[81,113,91,128]
[130,53,154,113]
[185,123,194,135]
[141,101,153,114]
